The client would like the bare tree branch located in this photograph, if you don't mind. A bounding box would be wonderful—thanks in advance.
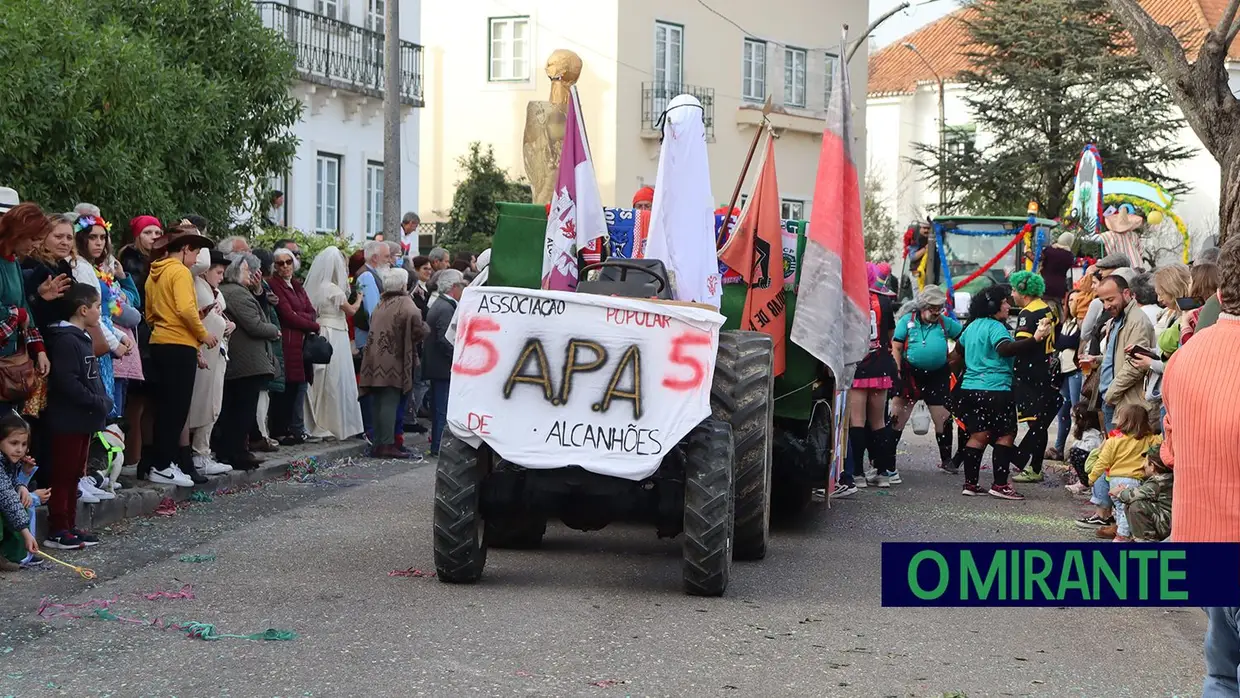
[1104,0,1192,86]
[1216,0,1240,38]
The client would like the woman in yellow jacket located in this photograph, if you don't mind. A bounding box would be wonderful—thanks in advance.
[1083,403,1163,542]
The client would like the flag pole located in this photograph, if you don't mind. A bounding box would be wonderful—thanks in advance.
[716,95,774,246]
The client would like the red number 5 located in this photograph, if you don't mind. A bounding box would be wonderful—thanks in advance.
[662,331,711,391]
[453,316,500,376]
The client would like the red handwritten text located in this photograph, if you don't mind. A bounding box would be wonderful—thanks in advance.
[662,331,712,391]
[605,308,671,329]
[453,315,501,376]
[466,412,493,435]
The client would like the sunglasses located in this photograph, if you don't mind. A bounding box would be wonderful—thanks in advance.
[274,259,294,267]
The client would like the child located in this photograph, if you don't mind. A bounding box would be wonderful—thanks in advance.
[43,283,114,550]
[1114,445,1173,542]
[187,250,234,477]
[1080,403,1162,542]
[1064,402,1104,495]
[0,413,41,570]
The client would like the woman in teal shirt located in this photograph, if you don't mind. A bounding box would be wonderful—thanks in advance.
[952,284,1049,500]
[890,285,961,473]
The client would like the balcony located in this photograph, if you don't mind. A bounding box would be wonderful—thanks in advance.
[255,1,423,107]
[641,82,715,140]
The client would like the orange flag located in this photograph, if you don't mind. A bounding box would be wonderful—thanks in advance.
[719,134,787,376]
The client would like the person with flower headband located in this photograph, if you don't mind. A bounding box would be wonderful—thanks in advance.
[69,213,135,418]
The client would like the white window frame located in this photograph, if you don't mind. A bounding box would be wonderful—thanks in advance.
[781,199,805,221]
[784,47,807,108]
[267,173,287,227]
[315,153,341,233]
[365,161,384,238]
[742,39,767,102]
[489,16,531,82]
[824,51,840,108]
[654,21,684,89]
[366,0,384,32]
[316,0,339,20]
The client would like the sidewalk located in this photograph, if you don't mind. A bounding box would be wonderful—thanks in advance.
[35,439,372,535]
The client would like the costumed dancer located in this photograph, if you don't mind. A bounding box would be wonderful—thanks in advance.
[1006,271,1064,484]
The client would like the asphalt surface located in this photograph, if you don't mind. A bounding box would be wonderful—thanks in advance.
[0,433,1207,697]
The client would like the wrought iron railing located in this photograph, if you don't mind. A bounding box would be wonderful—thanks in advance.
[641,82,715,138]
[254,1,423,107]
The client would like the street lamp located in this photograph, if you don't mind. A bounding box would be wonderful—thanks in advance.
[903,42,946,212]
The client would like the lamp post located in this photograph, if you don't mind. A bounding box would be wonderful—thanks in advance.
[902,42,946,212]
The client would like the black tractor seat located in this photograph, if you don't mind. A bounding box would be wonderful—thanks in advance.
[576,259,674,300]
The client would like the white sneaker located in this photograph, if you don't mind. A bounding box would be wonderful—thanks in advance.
[77,478,100,503]
[149,465,194,488]
[194,454,232,476]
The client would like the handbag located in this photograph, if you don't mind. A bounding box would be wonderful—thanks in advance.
[910,402,932,435]
[0,344,37,405]
[302,332,333,366]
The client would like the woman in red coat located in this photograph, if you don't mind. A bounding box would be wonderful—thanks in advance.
[268,246,320,444]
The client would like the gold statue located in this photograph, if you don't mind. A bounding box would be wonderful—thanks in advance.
[523,49,583,204]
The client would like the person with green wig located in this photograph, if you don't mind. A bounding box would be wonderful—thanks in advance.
[1007,270,1065,483]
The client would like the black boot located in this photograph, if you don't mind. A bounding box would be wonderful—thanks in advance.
[935,430,954,470]
[888,427,904,473]
[959,446,985,493]
[992,443,1016,487]
[848,427,868,482]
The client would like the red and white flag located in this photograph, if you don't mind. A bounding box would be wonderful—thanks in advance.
[789,36,869,386]
[541,86,608,291]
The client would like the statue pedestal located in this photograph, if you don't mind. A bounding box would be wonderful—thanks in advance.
[523,101,567,205]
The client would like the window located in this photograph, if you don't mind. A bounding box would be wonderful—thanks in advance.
[316,0,339,20]
[366,0,384,32]
[489,16,530,82]
[366,161,384,238]
[743,39,766,102]
[654,22,683,88]
[781,199,805,221]
[315,153,341,233]
[824,52,840,108]
[267,173,286,227]
[784,47,806,108]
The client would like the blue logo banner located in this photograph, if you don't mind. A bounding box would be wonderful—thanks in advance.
[881,542,1240,607]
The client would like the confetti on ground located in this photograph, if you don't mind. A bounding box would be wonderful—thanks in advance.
[515,670,533,677]
[37,586,195,620]
[588,679,628,688]
[154,497,180,516]
[178,554,216,563]
[89,608,296,642]
[189,491,213,503]
[389,568,435,578]
[874,490,894,496]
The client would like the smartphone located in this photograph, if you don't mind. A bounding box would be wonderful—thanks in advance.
[1126,345,1158,360]
[1176,297,1199,311]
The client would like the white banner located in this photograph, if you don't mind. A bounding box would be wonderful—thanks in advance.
[447,287,725,481]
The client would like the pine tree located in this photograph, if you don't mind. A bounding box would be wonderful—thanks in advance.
[909,0,1195,217]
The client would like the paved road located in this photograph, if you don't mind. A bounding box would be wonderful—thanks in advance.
[0,435,1206,697]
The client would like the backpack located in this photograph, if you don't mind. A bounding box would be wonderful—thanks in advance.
[353,270,373,331]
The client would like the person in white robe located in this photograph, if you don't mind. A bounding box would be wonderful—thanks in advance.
[303,247,365,440]
[645,93,722,309]
[187,250,234,475]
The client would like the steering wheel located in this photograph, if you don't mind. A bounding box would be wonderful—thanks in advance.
[578,260,668,295]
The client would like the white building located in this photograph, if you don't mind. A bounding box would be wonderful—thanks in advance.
[866,2,1240,259]
[418,0,870,223]
[255,0,423,241]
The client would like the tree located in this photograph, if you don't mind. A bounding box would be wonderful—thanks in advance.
[443,142,531,254]
[1103,0,1240,244]
[909,0,1195,218]
[863,174,900,263]
[0,0,300,230]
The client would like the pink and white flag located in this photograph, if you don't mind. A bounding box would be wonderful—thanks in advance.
[541,86,608,291]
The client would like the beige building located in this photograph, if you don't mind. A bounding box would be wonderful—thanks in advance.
[420,0,870,222]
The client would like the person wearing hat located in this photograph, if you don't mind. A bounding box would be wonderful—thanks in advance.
[142,224,218,487]
[878,285,961,488]
[632,186,654,211]
[0,187,20,216]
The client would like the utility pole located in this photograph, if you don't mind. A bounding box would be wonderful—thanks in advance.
[382,0,401,240]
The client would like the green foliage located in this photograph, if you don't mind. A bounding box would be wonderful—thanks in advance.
[863,174,900,263]
[908,0,1194,217]
[251,227,356,279]
[0,0,300,230]
[443,142,531,255]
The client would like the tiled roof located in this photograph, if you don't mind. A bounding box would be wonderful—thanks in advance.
[867,0,1238,97]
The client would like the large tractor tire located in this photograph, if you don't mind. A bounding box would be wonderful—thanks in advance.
[682,418,735,597]
[486,516,548,549]
[711,330,774,561]
[433,435,489,583]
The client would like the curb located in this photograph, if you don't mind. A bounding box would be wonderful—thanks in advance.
[35,440,371,535]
